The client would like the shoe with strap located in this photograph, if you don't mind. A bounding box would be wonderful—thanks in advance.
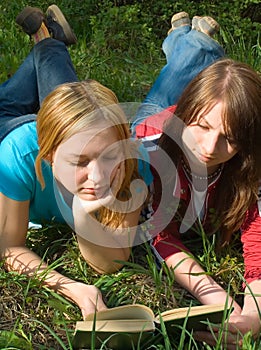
[168,12,190,35]
[192,16,220,37]
[46,4,77,46]
[16,4,77,46]
[16,6,45,35]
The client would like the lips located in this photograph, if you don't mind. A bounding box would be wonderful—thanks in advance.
[82,188,96,195]
[197,152,214,163]
[80,186,108,197]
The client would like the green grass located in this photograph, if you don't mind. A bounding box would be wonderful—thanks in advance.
[0,226,257,349]
[0,1,261,349]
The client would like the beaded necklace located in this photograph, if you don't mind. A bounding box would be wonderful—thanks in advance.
[181,158,223,181]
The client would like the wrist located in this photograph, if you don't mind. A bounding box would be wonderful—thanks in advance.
[58,279,83,301]
[241,307,261,317]
[44,272,80,302]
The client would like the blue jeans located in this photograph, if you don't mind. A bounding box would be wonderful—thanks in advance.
[0,38,78,142]
[132,26,225,133]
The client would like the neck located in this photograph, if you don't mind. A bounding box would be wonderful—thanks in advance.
[207,164,220,175]
[56,180,74,207]
[181,158,223,182]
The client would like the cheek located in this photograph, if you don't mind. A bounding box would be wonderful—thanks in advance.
[227,144,238,157]
[110,166,118,181]
[221,146,238,163]
[229,150,238,160]
[75,168,87,185]
[182,127,201,150]
[53,161,78,193]
[106,161,121,182]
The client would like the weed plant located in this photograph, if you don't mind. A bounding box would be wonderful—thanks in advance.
[0,0,261,349]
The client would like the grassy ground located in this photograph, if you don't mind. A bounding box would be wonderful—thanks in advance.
[0,1,261,349]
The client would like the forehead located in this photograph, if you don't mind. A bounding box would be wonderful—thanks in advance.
[196,102,224,129]
[58,124,120,155]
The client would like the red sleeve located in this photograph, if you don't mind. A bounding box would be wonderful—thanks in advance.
[137,105,187,259]
[150,168,190,260]
[135,105,177,138]
[241,202,261,285]
[152,227,190,260]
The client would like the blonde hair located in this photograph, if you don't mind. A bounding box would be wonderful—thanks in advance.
[159,58,261,242]
[35,79,140,227]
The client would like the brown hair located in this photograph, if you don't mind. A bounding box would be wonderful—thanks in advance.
[159,58,261,242]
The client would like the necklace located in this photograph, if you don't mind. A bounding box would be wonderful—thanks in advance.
[181,159,223,181]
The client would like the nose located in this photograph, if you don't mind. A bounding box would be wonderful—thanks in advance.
[203,132,220,155]
[87,160,104,184]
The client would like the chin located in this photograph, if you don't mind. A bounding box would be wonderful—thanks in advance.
[78,193,97,201]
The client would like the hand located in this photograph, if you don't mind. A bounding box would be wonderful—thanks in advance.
[70,282,107,319]
[73,162,125,215]
[194,311,260,350]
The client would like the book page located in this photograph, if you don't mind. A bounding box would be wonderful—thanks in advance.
[157,304,225,322]
[85,304,155,322]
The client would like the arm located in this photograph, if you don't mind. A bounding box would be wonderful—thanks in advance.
[166,251,241,312]
[73,164,146,273]
[72,162,147,273]
[226,205,261,338]
[193,203,261,348]
[220,206,261,342]
[0,193,107,318]
[193,280,261,349]
[226,280,261,338]
[75,207,141,274]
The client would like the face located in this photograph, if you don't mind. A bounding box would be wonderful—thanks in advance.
[182,102,238,173]
[52,123,124,201]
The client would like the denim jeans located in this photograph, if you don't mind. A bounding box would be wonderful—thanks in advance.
[132,25,225,133]
[0,38,78,142]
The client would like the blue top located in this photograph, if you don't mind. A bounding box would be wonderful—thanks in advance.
[0,121,152,225]
[0,122,64,224]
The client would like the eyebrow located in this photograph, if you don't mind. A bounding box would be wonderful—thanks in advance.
[198,115,211,125]
[199,115,223,130]
[189,115,213,128]
[67,145,121,159]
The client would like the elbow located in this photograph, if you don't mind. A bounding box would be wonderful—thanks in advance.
[77,237,131,274]
[88,259,125,275]
[0,244,8,260]
[86,250,131,275]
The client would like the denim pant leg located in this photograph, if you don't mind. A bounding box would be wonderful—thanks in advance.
[132,26,225,133]
[34,38,78,104]
[0,38,78,141]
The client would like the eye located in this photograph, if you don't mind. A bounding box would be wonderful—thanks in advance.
[101,150,120,161]
[76,159,90,167]
[197,122,209,130]
[102,155,118,161]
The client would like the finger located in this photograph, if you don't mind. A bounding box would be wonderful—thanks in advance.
[81,301,98,319]
[81,296,108,319]
[96,295,108,312]
[194,330,241,350]
[119,160,125,176]
[225,321,244,334]
[73,194,103,214]
[110,163,124,196]
[117,161,125,187]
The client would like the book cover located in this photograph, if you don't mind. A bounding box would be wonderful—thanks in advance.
[72,303,228,349]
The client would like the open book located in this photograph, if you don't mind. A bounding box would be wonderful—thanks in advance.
[72,303,229,349]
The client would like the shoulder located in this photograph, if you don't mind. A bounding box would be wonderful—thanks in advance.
[0,122,39,200]
[1,121,38,157]
[135,106,177,139]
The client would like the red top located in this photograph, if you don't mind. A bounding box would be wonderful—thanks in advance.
[136,107,261,285]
